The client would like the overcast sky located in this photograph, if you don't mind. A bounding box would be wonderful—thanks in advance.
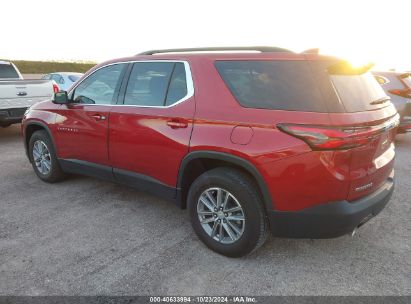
[2,0,410,70]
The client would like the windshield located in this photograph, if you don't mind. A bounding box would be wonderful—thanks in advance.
[0,64,20,79]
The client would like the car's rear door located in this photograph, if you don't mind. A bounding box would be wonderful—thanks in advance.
[54,63,128,167]
[108,61,195,194]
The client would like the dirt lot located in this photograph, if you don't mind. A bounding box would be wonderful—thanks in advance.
[0,124,410,296]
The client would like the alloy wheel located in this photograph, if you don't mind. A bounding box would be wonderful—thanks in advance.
[197,187,245,244]
[32,140,52,175]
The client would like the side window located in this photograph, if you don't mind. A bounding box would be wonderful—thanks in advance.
[73,64,126,105]
[124,62,174,106]
[124,62,188,107]
[166,63,187,106]
[215,60,326,112]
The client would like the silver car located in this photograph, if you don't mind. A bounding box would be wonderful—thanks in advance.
[374,71,411,133]
[42,72,83,91]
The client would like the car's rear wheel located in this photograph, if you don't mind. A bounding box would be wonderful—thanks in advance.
[29,130,66,183]
[187,167,268,257]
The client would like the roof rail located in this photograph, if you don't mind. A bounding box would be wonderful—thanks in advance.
[137,46,293,55]
[302,48,320,54]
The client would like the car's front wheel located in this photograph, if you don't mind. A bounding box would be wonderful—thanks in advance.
[187,167,268,257]
[28,130,66,183]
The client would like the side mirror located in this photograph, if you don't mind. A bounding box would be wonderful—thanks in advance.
[53,91,69,104]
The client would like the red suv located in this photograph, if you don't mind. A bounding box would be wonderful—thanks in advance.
[22,47,398,257]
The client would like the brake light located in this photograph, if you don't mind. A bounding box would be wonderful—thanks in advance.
[389,89,411,98]
[52,82,59,93]
[389,89,403,96]
[277,116,400,150]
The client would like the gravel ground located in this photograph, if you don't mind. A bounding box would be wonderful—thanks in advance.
[0,124,410,296]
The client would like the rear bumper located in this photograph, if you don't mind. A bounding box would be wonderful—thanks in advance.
[0,108,26,125]
[268,174,394,238]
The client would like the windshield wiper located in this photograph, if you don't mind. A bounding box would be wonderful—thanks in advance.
[370,97,390,105]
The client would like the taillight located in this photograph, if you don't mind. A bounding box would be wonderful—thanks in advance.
[389,89,411,99]
[52,82,59,93]
[277,115,400,151]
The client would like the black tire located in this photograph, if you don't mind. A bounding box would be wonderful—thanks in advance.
[187,167,269,257]
[28,130,66,183]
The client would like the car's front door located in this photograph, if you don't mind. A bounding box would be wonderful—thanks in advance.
[108,61,195,193]
[54,63,127,166]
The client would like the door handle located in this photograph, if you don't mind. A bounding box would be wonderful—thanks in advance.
[91,114,106,121]
[167,119,188,129]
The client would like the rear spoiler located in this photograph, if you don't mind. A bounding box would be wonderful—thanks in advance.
[327,61,374,75]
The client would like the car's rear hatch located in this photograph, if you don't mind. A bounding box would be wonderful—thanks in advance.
[215,55,398,205]
[307,58,398,201]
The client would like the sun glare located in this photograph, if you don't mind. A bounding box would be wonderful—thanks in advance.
[317,41,410,72]
[1,0,411,72]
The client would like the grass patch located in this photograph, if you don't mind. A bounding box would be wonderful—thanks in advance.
[2,60,96,74]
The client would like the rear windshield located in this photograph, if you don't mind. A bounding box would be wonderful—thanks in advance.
[0,64,20,79]
[68,75,81,82]
[329,72,388,112]
[215,60,389,113]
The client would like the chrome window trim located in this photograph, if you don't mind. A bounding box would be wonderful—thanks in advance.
[68,60,194,108]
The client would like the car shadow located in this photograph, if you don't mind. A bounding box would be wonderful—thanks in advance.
[395,133,411,147]
[0,124,21,144]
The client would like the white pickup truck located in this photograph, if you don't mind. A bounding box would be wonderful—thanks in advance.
[0,61,56,127]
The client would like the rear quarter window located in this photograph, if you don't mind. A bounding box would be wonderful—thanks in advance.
[215,60,327,112]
